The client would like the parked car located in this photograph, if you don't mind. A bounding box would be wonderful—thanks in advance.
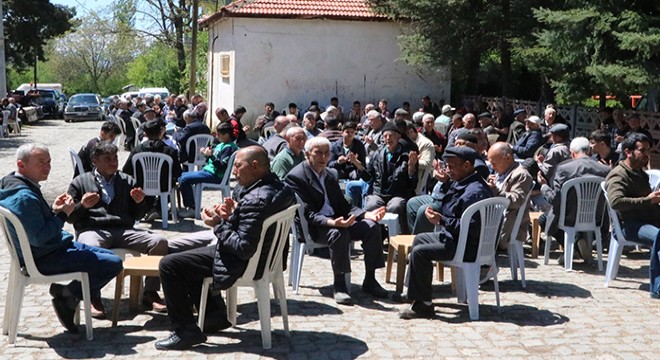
[138,87,169,99]
[64,93,104,122]
[36,89,59,119]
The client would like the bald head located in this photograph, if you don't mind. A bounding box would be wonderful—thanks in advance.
[215,107,229,122]
[487,142,515,174]
[274,115,290,133]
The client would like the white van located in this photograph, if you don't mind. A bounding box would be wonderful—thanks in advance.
[138,87,169,99]
[16,83,63,93]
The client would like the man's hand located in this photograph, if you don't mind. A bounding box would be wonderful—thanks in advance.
[200,147,213,156]
[347,152,363,170]
[487,174,497,189]
[215,197,237,220]
[647,190,660,204]
[80,192,100,209]
[424,206,442,225]
[52,193,74,215]
[536,153,545,163]
[408,151,419,175]
[364,135,374,145]
[330,214,356,228]
[434,144,443,154]
[201,205,222,226]
[364,206,386,222]
[536,171,547,186]
[130,187,145,204]
[337,155,348,164]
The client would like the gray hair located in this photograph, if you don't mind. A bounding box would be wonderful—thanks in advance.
[367,110,381,119]
[286,126,306,138]
[303,112,316,121]
[183,109,196,120]
[304,136,331,152]
[422,113,435,123]
[16,143,49,162]
[570,137,590,154]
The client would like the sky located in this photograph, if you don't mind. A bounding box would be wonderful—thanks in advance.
[50,0,115,16]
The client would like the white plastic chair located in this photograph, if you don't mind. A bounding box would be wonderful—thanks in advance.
[544,176,605,271]
[198,204,298,349]
[130,117,142,148]
[645,169,660,190]
[437,197,509,320]
[0,206,93,343]
[115,116,127,148]
[264,126,276,139]
[416,167,432,195]
[1,110,10,138]
[131,153,178,229]
[289,194,351,294]
[184,134,215,172]
[193,151,237,219]
[68,147,85,178]
[600,182,647,287]
[506,181,535,288]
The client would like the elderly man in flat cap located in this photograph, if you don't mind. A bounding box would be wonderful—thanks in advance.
[397,146,493,319]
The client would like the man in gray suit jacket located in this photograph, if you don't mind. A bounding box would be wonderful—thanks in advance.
[538,137,610,263]
[487,142,533,250]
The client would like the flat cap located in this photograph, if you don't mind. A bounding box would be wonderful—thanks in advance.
[442,146,477,164]
[549,123,569,133]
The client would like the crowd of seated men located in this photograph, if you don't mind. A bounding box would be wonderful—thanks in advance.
[1,94,658,351]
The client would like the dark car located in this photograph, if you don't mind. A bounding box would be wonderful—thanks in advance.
[36,89,59,119]
[64,93,104,122]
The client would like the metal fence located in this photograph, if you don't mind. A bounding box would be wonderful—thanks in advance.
[462,95,660,168]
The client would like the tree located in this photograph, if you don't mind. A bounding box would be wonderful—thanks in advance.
[369,0,544,99]
[2,0,75,70]
[50,14,134,94]
[524,1,660,105]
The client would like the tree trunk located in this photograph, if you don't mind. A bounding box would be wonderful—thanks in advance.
[500,41,512,97]
[173,0,186,94]
[189,0,199,97]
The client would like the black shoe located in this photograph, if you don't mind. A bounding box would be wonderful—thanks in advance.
[362,280,389,298]
[399,301,435,320]
[155,327,207,350]
[49,283,68,298]
[392,292,412,304]
[201,312,233,334]
[52,297,79,333]
[651,292,660,300]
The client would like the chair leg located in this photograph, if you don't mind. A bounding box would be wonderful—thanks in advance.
[2,266,18,335]
[508,243,517,281]
[8,281,26,344]
[464,265,480,321]
[385,243,394,284]
[454,268,467,304]
[274,274,289,336]
[160,196,169,230]
[595,230,603,272]
[197,278,212,332]
[80,273,94,340]
[493,273,501,312]
[564,229,576,271]
[112,271,126,327]
[544,232,552,265]
[604,239,623,287]
[226,287,238,326]
[515,241,526,288]
[288,239,300,286]
[255,281,273,349]
[170,189,178,223]
[293,243,306,295]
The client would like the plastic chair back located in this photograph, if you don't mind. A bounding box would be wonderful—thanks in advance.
[185,134,215,171]
[645,169,660,190]
[264,126,276,139]
[131,152,173,196]
[508,181,535,244]
[558,176,605,232]
[600,182,629,246]
[506,121,525,144]
[68,147,85,178]
[239,204,299,283]
[452,197,510,265]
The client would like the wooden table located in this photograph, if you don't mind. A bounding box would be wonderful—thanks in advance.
[385,235,452,294]
[529,212,542,258]
[112,255,163,327]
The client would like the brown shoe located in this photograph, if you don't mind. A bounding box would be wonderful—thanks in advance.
[90,298,106,319]
[143,291,168,313]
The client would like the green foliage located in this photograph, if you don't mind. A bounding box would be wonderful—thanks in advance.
[126,43,181,93]
[2,0,76,70]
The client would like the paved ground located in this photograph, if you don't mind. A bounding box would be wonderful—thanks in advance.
[0,119,658,359]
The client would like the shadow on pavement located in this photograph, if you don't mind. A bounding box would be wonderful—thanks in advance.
[431,302,569,326]
[486,279,592,298]
[235,298,344,324]
[33,333,156,358]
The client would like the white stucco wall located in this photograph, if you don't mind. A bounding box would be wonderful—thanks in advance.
[206,17,450,126]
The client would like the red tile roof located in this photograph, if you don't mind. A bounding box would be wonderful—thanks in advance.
[200,0,388,27]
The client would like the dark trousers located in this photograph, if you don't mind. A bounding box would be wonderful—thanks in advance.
[310,219,384,275]
[159,246,225,327]
[406,232,457,301]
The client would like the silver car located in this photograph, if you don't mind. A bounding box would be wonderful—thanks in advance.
[64,93,104,122]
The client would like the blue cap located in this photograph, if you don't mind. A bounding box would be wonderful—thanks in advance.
[442,146,478,164]
[513,108,526,116]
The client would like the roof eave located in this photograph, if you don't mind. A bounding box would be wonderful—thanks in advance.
[200,11,391,28]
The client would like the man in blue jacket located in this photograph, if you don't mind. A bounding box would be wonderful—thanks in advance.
[512,115,544,159]
[0,143,122,333]
[397,146,492,319]
[155,146,295,350]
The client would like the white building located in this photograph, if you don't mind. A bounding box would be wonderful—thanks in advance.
[200,0,451,128]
